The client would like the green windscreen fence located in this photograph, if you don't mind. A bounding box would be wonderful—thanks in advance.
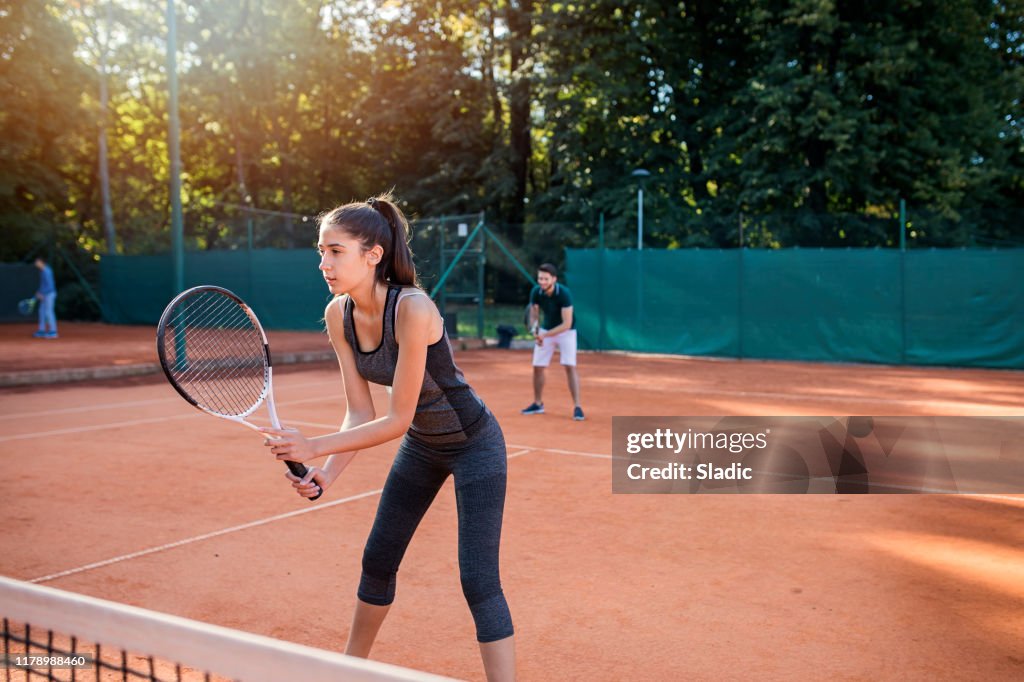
[101,250,331,330]
[101,247,1024,368]
[566,248,1024,369]
[0,263,38,322]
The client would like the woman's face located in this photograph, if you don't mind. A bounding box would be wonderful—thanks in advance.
[317,225,381,295]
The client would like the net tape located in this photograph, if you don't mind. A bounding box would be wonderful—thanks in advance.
[0,576,456,682]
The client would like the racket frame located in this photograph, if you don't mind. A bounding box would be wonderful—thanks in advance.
[156,285,322,499]
[18,298,38,316]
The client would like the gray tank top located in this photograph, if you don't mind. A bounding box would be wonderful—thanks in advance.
[341,286,486,439]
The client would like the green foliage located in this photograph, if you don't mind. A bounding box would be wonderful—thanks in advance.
[0,0,91,260]
[1,0,1021,261]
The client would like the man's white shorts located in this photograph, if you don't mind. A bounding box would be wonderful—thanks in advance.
[532,329,578,367]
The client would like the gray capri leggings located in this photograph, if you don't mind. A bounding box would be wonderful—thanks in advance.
[356,410,514,643]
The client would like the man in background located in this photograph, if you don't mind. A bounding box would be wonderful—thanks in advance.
[521,263,584,421]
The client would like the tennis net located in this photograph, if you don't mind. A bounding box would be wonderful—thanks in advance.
[0,575,456,681]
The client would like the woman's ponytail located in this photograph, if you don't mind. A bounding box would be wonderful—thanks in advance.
[369,193,418,287]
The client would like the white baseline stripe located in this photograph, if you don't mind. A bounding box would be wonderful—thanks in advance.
[587,378,1024,411]
[0,379,339,422]
[30,448,536,583]
[0,413,201,443]
[25,437,1022,583]
[505,438,1024,501]
[10,402,1021,512]
[30,489,384,584]
[0,395,340,444]
[963,493,1024,504]
[508,443,611,460]
[0,398,172,421]
[7,377,1020,419]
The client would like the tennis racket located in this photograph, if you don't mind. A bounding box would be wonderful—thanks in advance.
[18,298,37,316]
[156,285,322,500]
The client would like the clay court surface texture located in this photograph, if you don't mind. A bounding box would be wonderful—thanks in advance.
[2,321,1023,680]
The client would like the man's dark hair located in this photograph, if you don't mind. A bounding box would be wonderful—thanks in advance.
[538,263,558,278]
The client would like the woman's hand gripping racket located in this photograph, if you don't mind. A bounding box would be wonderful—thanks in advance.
[156,285,322,500]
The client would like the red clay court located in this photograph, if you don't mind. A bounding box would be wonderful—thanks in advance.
[1,321,1023,680]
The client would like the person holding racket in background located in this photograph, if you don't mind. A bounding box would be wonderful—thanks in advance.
[258,192,515,681]
[33,257,58,339]
[520,263,584,421]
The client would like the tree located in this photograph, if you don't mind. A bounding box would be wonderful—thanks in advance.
[0,0,91,260]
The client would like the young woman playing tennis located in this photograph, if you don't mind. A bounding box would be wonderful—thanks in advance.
[259,193,515,681]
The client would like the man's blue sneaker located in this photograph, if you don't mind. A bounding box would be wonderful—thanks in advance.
[573,406,585,421]
[521,402,545,415]
[44,331,59,339]
[32,331,46,338]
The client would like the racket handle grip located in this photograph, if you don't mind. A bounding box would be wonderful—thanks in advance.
[285,461,323,501]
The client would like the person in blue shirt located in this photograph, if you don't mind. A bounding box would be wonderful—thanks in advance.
[34,257,58,339]
[521,263,584,420]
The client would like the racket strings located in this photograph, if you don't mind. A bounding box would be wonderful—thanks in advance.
[162,291,269,416]
[168,333,264,414]
[175,295,264,388]
[178,340,262,414]
[172,301,265,411]
[170,295,253,375]
[170,321,265,414]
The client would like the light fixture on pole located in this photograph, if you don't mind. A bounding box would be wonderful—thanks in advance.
[631,168,650,250]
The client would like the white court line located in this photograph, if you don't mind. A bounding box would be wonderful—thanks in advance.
[30,489,384,584]
[7,398,1021,511]
[0,395,339,444]
[7,371,1021,419]
[960,493,1024,504]
[587,379,1024,412]
[508,443,611,460]
[25,435,1022,584]
[0,379,340,421]
[31,448,537,584]
[0,413,202,443]
[506,442,1024,504]
[0,398,173,420]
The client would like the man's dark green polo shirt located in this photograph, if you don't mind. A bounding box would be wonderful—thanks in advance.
[529,283,575,330]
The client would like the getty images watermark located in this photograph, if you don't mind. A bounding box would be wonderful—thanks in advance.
[612,417,1024,494]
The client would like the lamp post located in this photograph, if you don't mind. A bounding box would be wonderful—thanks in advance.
[167,0,184,294]
[631,168,650,250]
